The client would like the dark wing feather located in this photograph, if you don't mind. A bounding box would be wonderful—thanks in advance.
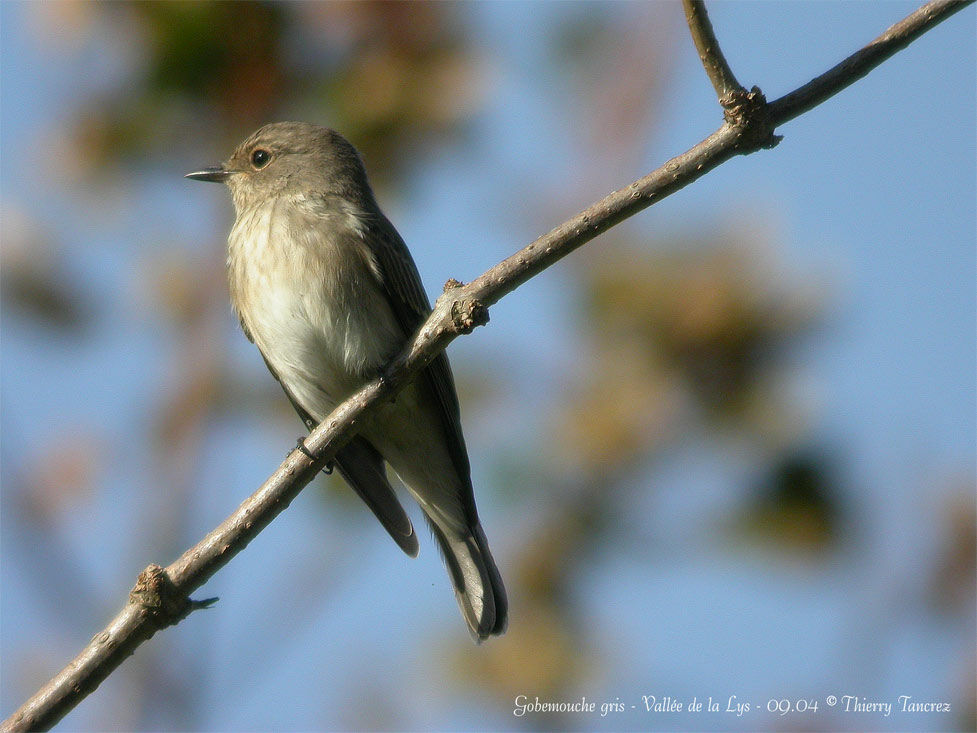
[333,436,419,556]
[254,350,418,556]
[364,212,477,520]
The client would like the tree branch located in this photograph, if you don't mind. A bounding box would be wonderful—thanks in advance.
[767,0,973,124]
[682,0,746,105]
[3,0,971,729]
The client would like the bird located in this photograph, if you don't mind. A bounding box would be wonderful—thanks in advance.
[186,122,507,641]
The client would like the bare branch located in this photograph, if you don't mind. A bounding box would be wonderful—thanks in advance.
[682,0,746,104]
[3,1,971,730]
[768,0,974,124]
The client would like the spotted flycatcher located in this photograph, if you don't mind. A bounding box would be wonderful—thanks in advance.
[187,122,506,640]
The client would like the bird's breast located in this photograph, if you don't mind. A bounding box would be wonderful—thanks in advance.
[226,195,401,415]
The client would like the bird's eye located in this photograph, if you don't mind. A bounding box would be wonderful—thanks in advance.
[251,149,271,169]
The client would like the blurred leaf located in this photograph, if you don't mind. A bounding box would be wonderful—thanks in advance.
[581,239,822,421]
[929,489,977,614]
[732,448,843,554]
[1,266,88,332]
[138,2,285,101]
[0,203,90,331]
[142,251,217,329]
[554,355,674,470]
[153,359,220,453]
[451,600,589,703]
[21,432,103,523]
[64,1,482,188]
[553,5,675,158]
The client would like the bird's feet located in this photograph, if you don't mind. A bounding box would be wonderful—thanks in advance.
[295,437,333,473]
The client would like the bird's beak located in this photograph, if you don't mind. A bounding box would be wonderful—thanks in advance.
[185,165,229,183]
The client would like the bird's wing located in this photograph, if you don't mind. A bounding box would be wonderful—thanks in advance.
[333,436,419,556]
[254,349,418,556]
[364,212,477,518]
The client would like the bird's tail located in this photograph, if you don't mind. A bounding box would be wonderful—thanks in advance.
[428,519,508,642]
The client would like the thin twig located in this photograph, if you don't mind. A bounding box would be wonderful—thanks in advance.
[767,0,973,124]
[2,0,972,730]
[682,0,745,104]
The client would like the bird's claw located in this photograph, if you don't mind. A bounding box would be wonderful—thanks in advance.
[295,437,333,474]
[296,436,315,460]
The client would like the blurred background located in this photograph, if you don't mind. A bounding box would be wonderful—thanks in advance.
[1,2,974,731]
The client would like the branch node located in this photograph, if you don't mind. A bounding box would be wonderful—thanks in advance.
[724,86,782,152]
[450,298,490,334]
[128,565,212,630]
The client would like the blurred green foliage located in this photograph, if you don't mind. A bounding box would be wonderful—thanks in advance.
[69,1,480,187]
